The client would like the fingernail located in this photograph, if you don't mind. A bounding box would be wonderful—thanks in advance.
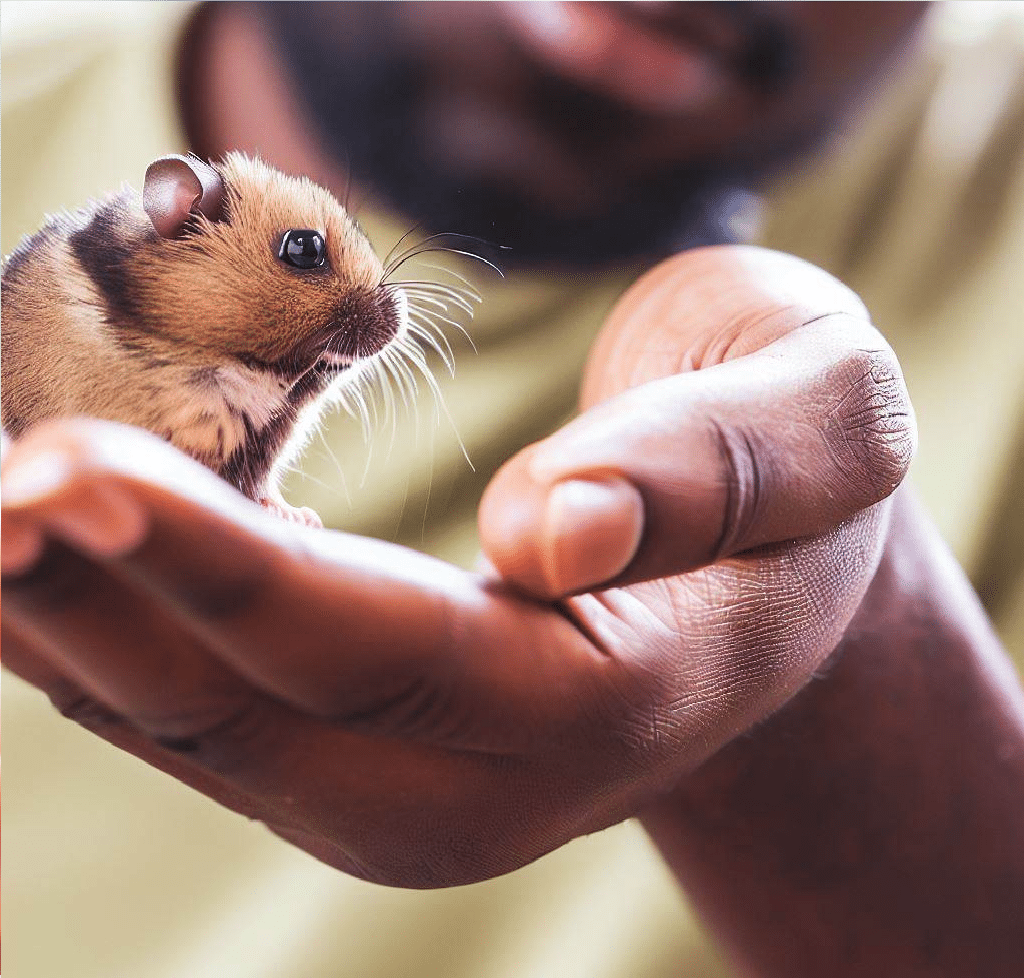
[542,477,644,595]
[2,449,75,507]
[45,481,149,559]
[1,517,45,575]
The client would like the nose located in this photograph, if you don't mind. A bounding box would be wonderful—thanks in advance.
[329,286,407,361]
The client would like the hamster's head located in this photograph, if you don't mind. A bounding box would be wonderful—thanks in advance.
[133,152,405,384]
[87,152,412,499]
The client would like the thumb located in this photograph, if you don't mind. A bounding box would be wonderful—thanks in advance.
[479,249,916,600]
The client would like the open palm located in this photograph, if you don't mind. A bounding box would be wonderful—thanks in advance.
[2,246,915,887]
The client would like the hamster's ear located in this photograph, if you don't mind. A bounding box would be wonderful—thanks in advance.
[143,154,226,239]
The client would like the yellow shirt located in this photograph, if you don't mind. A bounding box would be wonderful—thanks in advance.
[3,3,1021,977]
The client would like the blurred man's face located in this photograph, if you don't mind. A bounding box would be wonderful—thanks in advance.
[264,1,927,268]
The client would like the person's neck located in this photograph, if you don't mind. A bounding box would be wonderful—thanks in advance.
[176,2,349,194]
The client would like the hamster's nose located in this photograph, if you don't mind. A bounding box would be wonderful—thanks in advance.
[328,286,407,361]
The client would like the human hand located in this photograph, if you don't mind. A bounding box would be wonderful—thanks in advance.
[1,246,915,887]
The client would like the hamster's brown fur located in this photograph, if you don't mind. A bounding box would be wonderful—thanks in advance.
[1,153,406,507]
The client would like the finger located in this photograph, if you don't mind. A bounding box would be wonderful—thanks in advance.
[3,584,605,888]
[1,545,455,850]
[1,430,45,575]
[0,421,622,754]
[3,537,268,745]
[1,615,266,822]
[1,509,45,576]
[3,599,521,885]
[479,249,917,599]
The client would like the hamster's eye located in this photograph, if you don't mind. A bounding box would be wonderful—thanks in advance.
[278,229,326,270]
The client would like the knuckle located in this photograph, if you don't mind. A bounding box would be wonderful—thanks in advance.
[150,696,270,780]
[823,347,917,501]
[49,682,126,734]
[709,419,767,557]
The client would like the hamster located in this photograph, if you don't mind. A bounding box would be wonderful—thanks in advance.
[1,152,425,523]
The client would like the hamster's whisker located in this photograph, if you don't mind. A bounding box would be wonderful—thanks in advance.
[403,309,456,368]
[400,272,483,299]
[384,283,477,374]
[370,356,396,430]
[285,457,336,496]
[385,246,504,281]
[383,342,422,455]
[407,337,473,470]
[397,289,481,324]
[392,347,423,429]
[390,278,481,305]
[384,330,461,464]
[386,346,413,427]
[406,263,484,299]
[342,369,375,441]
[392,295,475,337]
[397,283,477,315]
[381,346,412,415]
[384,276,481,344]
[393,344,425,451]
[356,366,380,434]
[407,321,455,377]
[372,353,402,463]
[397,276,481,303]
[403,295,476,328]
[381,223,427,275]
[365,364,385,432]
[408,303,478,354]
[307,431,354,509]
[405,296,474,333]
[382,231,504,280]
[354,362,386,483]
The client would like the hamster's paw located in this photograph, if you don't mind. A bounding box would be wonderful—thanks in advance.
[259,496,324,529]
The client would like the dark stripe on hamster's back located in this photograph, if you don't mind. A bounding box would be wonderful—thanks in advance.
[69,196,153,328]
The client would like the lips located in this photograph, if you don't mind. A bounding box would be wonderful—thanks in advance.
[613,2,749,65]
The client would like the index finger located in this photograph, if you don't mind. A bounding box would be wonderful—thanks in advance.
[0,420,620,755]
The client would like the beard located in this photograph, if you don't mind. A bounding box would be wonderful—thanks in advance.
[260,3,807,272]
